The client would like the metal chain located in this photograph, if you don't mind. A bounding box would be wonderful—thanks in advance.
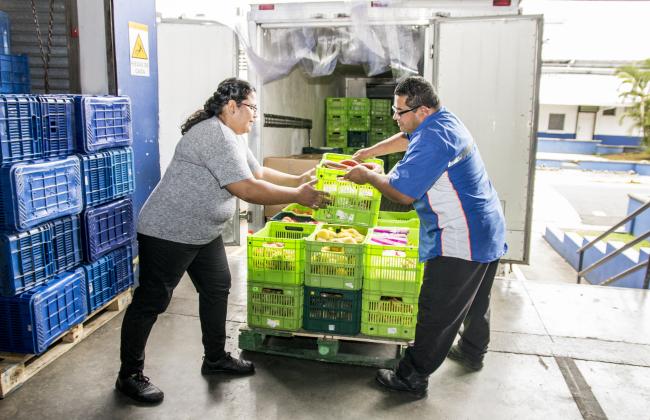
[30,0,55,93]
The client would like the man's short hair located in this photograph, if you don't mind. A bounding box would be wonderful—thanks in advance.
[394,76,440,109]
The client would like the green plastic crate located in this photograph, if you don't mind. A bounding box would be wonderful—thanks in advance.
[377,210,420,228]
[326,130,347,148]
[348,98,370,113]
[247,282,303,331]
[282,203,316,218]
[314,155,382,227]
[314,153,384,225]
[370,99,391,116]
[348,114,370,131]
[304,224,368,290]
[363,227,423,295]
[361,290,418,339]
[326,97,348,111]
[247,221,317,285]
[303,287,361,335]
[370,115,393,129]
[327,113,348,131]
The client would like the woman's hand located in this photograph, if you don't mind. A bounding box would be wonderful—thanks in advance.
[296,179,330,209]
[352,148,374,162]
[298,167,316,185]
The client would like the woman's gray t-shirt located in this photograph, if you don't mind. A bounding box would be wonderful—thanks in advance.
[137,117,261,244]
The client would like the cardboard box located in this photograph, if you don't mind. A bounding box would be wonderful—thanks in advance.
[262,154,321,218]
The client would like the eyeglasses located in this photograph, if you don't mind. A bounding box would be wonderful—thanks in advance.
[240,102,258,114]
[391,104,421,117]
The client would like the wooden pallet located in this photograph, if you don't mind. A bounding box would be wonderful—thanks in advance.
[0,288,132,398]
[238,326,411,368]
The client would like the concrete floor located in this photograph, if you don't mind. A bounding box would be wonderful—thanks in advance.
[0,250,649,420]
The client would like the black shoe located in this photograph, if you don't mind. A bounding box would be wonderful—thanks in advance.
[115,373,164,404]
[375,369,427,398]
[201,353,255,375]
[447,344,484,371]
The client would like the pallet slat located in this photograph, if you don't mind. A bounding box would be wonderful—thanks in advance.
[0,288,131,398]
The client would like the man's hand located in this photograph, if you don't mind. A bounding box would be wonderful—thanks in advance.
[342,165,371,185]
[352,148,374,162]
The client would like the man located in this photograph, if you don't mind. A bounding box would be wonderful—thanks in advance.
[345,76,507,398]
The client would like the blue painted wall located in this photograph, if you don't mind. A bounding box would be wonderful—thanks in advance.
[537,139,598,154]
[625,195,650,236]
[593,134,642,146]
[544,226,650,289]
[112,0,161,217]
[537,132,576,139]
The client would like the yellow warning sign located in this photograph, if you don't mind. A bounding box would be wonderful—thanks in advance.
[131,34,148,60]
[128,21,149,77]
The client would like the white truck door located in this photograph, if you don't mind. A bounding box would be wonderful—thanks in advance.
[427,15,543,263]
[157,20,241,245]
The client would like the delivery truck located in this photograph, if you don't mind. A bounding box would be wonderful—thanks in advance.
[242,1,542,263]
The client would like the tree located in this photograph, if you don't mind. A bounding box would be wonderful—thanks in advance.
[616,59,650,149]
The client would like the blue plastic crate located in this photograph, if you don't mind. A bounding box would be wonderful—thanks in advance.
[49,215,82,274]
[74,96,132,153]
[0,224,53,296]
[0,94,41,164]
[83,197,134,262]
[0,54,30,94]
[80,147,135,207]
[80,151,112,207]
[109,148,135,198]
[0,156,83,232]
[82,245,133,312]
[38,95,75,158]
[0,268,87,354]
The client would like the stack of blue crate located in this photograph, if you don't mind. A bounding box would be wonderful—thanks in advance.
[0,93,86,354]
[75,95,136,313]
[0,93,136,355]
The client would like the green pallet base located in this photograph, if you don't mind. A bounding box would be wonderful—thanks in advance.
[238,326,408,368]
[360,323,416,341]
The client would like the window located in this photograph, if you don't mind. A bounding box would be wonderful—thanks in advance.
[603,108,616,116]
[548,113,565,130]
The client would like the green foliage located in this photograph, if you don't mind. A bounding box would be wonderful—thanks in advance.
[616,59,650,148]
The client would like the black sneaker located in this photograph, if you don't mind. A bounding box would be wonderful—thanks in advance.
[447,344,484,371]
[115,373,164,403]
[375,369,428,398]
[201,353,255,375]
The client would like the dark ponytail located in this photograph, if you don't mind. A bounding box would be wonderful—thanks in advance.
[180,77,256,135]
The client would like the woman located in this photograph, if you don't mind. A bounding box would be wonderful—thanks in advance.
[116,78,327,404]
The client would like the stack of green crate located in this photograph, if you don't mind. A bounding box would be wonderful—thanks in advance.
[246,221,316,331]
[347,98,370,152]
[303,224,367,335]
[326,98,348,148]
[361,224,423,340]
[369,99,398,146]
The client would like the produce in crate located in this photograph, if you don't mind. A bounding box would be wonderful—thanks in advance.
[280,215,318,224]
[315,226,365,244]
[251,242,296,271]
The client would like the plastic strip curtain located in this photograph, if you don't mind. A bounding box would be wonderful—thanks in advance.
[242,4,424,83]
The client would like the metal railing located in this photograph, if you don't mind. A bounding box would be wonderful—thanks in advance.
[577,200,650,289]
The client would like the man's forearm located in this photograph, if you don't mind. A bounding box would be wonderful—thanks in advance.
[259,167,301,187]
[368,132,409,157]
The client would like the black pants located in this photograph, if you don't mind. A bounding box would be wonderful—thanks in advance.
[119,233,231,377]
[397,256,499,377]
